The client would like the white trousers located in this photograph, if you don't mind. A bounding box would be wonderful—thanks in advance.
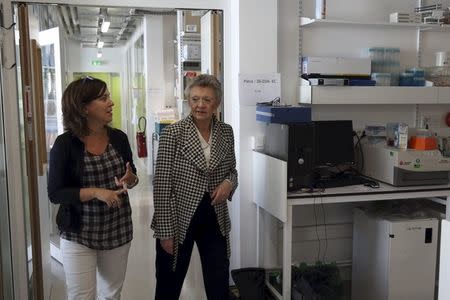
[60,238,131,300]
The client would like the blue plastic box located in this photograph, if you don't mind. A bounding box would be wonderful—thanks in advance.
[155,122,171,135]
[256,105,311,124]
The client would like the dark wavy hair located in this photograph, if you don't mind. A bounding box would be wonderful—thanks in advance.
[61,77,107,137]
[184,74,222,103]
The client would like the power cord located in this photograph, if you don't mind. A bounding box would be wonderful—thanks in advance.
[256,96,281,106]
[314,192,328,263]
[353,130,366,173]
[1,22,15,30]
[313,195,321,262]
[320,192,328,263]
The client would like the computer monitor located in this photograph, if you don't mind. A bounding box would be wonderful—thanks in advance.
[314,120,355,167]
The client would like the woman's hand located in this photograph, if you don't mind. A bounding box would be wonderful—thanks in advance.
[160,238,174,255]
[115,162,138,190]
[95,188,127,207]
[211,180,232,205]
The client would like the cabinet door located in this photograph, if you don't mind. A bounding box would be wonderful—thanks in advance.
[439,220,450,300]
[388,220,438,300]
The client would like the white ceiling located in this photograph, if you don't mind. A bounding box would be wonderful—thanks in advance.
[55,6,176,48]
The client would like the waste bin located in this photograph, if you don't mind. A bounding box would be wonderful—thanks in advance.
[231,267,266,300]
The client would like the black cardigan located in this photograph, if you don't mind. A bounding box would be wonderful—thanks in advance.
[48,127,137,206]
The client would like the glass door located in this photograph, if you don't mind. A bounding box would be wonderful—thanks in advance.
[0,63,14,300]
[39,27,64,262]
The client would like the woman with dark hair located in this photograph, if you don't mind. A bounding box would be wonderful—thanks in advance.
[48,76,138,300]
[152,74,238,299]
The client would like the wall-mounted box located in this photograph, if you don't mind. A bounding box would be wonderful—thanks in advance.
[182,42,201,61]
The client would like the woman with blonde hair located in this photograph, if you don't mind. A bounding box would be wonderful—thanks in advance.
[152,74,238,299]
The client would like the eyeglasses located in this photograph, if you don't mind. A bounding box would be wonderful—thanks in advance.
[81,75,94,85]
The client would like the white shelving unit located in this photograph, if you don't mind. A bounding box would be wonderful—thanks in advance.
[300,17,450,32]
[260,3,450,300]
[175,12,201,120]
[255,152,450,300]
[299,17,450,107]
[300,85,450,104]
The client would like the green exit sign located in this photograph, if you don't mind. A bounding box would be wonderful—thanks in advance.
[91,60,103,66]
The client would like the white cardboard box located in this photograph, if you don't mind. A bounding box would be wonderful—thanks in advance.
[302,56,371,76]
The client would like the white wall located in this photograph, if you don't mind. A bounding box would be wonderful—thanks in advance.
[163,16,177,108]
[143,15,177,174]
[236,0,278,268]
[145,16,166,115]
[226,0,241,272]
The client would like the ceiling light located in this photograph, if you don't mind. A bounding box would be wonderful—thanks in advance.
[101,20,110,33]
[97,40,104,48]
[97,50,103,58]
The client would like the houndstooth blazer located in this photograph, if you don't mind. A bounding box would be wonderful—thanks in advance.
[151,114,238,258]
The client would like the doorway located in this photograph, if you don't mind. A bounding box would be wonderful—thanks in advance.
[73,72,122,130]
[4,2,225,298]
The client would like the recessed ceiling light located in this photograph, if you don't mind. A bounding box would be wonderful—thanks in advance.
[101,20,110,33]
[97,40,104,48]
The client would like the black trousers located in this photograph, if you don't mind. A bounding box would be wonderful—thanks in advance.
[155,193,229,300]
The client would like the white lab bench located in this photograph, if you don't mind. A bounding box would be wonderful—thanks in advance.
[252,151,450,300]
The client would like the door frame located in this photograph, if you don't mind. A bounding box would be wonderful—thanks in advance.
[1,1,237,299]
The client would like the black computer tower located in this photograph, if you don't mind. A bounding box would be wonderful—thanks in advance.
[263,123,315,191]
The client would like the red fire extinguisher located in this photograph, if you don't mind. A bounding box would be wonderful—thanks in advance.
[136,116,148,158]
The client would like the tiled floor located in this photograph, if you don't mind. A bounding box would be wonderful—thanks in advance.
[50,166,207,299]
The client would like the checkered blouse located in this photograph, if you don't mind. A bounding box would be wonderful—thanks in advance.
[62,144,133,250]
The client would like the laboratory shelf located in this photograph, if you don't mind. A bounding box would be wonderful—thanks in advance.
[300,17,450,32]
[299,85,450,105]
[437,87,450,104]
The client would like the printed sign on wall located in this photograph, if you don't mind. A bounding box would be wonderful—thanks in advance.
[239,73,281,106]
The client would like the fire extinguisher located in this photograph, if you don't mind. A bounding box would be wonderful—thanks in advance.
[136,116,148,158]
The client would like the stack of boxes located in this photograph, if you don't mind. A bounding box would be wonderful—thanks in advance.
[389,12,421,23]
[399,68,426,86]
[367,47,400,86]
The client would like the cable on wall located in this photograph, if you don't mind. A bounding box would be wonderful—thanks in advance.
[320,192,328,263]
[298,0,303,78]
[313,195,321,262]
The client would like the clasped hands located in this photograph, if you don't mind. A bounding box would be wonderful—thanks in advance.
[97,162,137,208]
[160,179,233,255]
[211,179,233,205]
